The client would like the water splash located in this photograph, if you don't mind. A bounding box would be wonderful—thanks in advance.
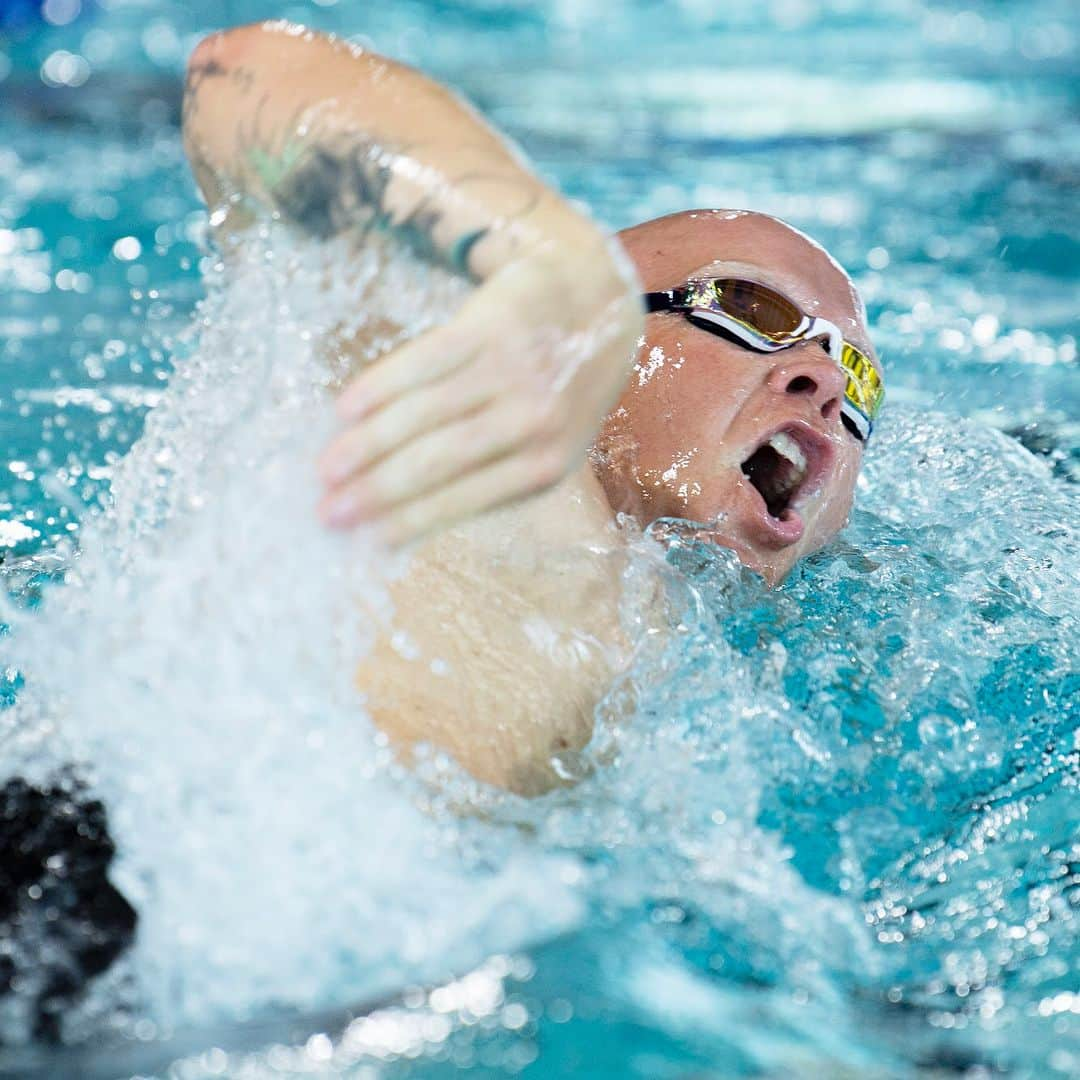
[0,226,586,1042]
[0,223,1076,1076]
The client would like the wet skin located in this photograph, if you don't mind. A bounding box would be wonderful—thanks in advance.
[597,209,884,585]
[180,27,885,790]
[181,26,880,586]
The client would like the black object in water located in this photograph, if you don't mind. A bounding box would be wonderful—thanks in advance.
[0,774,136,1043]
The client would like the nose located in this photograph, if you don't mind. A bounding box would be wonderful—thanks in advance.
[767,345,846,423]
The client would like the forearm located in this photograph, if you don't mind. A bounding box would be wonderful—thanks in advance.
[182,22,644,550]
[181,21,616,285]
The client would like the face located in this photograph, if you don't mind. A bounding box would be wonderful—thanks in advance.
[594,210,883,585]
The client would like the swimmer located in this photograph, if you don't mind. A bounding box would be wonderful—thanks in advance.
[181,23,884,795]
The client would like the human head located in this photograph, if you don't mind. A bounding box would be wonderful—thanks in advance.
[595,209,882,585]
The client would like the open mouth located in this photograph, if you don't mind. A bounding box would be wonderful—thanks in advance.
[739,425,828,522]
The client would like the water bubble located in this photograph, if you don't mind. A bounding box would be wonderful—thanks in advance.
[42,0,81,24]
[2,226,585,1038]
[867,246,890,270]
[111,236,142,261]
[40,50,91,88]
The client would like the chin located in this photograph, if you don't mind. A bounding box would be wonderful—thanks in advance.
[717,536,795,586]
[673,490,797,587]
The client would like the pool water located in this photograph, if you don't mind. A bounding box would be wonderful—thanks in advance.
[1,1,1077,1077]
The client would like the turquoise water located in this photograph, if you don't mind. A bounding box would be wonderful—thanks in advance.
[1,1,1077,1077]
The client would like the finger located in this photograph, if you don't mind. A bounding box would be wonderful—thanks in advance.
[319,369,501,486]
[319,402,537,527]
[336,321,475,421]
[379,447,568,548]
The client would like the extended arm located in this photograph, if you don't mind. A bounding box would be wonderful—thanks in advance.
[183,21,597,279]
[182,23,643,544]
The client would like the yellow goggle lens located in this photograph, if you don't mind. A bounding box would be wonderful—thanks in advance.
[840,342,884,420]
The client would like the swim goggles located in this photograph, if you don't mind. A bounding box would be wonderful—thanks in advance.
[644,278,884,441]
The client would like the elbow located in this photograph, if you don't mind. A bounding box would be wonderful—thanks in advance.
[182,23,262,121]
[181,25,265,197]
[183,28,235,102]
[181,31,226,143]
[186,21,264,71]
[186,29,224,77]
[185,20,313,86]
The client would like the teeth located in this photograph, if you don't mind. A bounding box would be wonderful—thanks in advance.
[767,432,807,476]
[741,430,813,517]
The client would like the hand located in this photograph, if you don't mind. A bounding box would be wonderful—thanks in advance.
[317,239,643,546]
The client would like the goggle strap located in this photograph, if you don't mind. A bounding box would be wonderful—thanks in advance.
[643,290,685,313]
[841,400,872,441]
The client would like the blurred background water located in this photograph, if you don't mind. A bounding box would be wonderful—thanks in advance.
[0,1,1077,1078]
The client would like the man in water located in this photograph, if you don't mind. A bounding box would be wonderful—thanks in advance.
[181,22,884,794]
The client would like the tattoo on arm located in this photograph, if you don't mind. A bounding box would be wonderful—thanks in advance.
[183,57,256,124]
[252,134,492,278]
[183,53,513,278]
[271,142,393,239]
[182,58,226,125]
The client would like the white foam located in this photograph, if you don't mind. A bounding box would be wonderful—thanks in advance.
[2,224,585,1033]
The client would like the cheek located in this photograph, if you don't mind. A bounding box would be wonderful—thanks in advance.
[812,450,861,536]
[598,327,767,519]
[632,341,753,451]
[630,337,689,392]
[611,342,689,456]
